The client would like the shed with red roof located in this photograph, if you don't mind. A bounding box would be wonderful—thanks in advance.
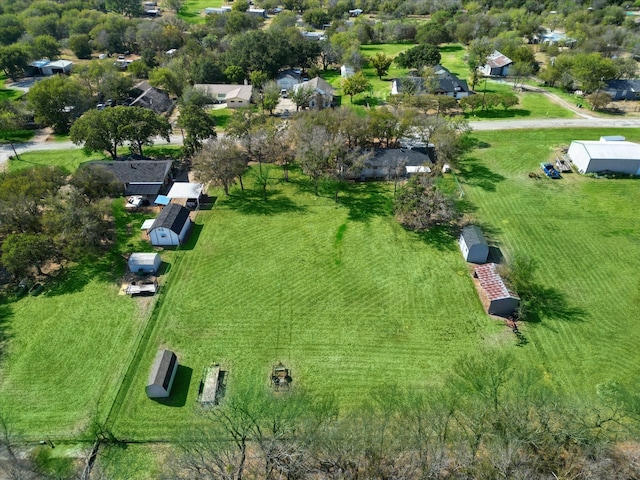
[473,263,519,317]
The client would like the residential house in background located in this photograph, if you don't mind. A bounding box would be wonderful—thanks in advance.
[479,50,512,77]
[350,147,432,181]
[194,84,253,108]
[130,81,175,115]
[292,77,335,109]
[276,69,302,91]
[604,79,640,101]
[391,65,471,99]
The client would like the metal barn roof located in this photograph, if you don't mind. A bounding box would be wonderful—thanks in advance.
[571,140,640,160]
[461,225,487,248]
[474,263,519,302]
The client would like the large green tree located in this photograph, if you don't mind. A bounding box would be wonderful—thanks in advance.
[177,104,216,157]
[27,76,92,134]
[70,106,170,159]
[342,71,371,102]
[369,52,393,80]
[395,43,441,69]
[1,233,53,278]
[193,138,247,196]
[0,44,29,80]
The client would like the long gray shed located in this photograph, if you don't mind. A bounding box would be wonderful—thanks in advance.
[146,349,178,398]
[459,225,489,264]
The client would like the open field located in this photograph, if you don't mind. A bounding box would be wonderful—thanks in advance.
[457,127,640,395]
[178,0,224,23]
[111,172,499,439]
[2,126,640,464]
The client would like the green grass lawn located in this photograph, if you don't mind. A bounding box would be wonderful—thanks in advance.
[112,171,500,439]
[177,0,224,23]
[457,127,640,395]
[210,107,233,130]
[465,80,576,120]
[7,149,109,173]
[0,202,154,439]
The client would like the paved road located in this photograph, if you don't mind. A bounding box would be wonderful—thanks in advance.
[3,116,640,168]
[469,117,640,130]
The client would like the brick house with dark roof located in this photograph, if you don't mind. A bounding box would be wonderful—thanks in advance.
[82,160,173,196]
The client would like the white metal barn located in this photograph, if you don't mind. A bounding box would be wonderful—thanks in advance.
[459,225,489,264]
[128,253,161,274]
[146,349,178,399]
[567,140,640,174]
[148,204,191,246]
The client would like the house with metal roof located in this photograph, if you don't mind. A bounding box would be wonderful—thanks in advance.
[473,263,520,317]
[479,50,512,77]
[148,204,191,246]
[29,59,73,76]
[567,139,640,175]
[146,349,178,398]
[459,225,489,264]
[276,69,302,91]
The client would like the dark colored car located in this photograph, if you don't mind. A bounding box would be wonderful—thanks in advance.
[540,162,561,179]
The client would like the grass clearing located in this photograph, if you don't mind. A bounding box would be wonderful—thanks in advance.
[7,149,109,173]
[177,0,223,23]
[210,107,233,130]
[112,171,498,439]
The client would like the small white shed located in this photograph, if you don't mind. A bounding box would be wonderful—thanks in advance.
[459,225,489,264]
[146,349,178,399]
[148,204,191,247]
[128,253,161,274]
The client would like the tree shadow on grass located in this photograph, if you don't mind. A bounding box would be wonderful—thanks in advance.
[440,44,464,53]
[44,252,124,297]
[457,156,506,192]
[521,284,587,325]
[337,182,393,222]
[152,365,192,408]
[221,188,307,216]
[416,225,457,252]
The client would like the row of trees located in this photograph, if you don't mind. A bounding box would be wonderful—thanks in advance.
[192,107,470,201]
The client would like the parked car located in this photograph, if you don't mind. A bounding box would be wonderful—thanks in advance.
[126,195,150,208]
[540,162,561,179]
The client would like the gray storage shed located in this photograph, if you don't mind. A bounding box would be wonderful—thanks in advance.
[459,225,489,264]
[148,204,191,246]
[128,252,161,274]
[474,263,520,318]
[146,349,178,398]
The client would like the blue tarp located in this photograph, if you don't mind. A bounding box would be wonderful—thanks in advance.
[154,195,170,205]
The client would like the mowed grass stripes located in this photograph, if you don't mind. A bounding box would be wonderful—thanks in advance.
[460,128,640,395]
[113,180,501,439]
